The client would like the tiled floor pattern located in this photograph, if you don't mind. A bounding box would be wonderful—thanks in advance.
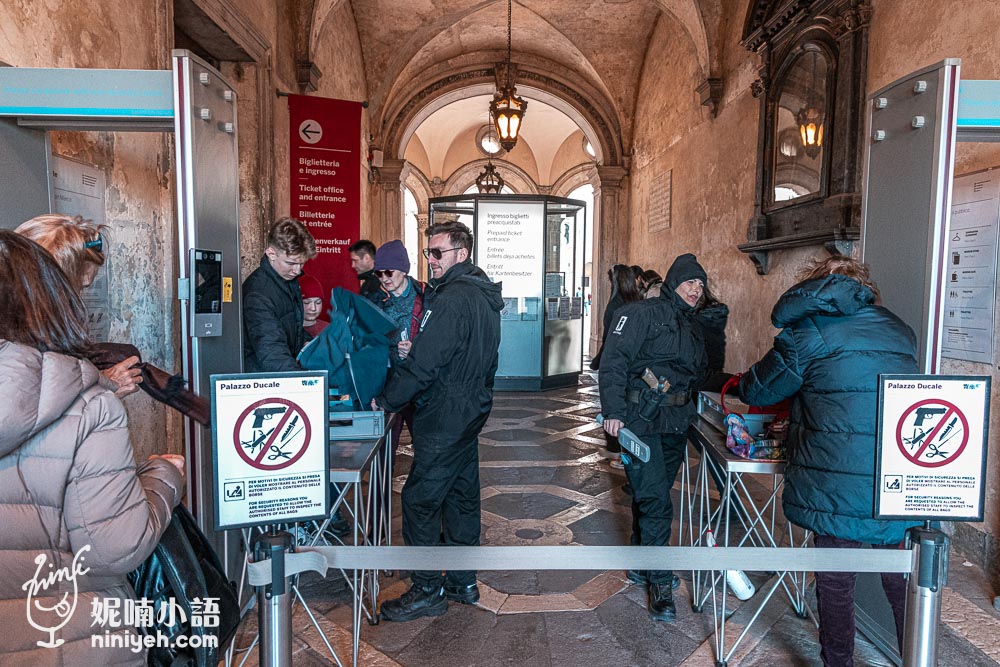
[228,370,1000,666]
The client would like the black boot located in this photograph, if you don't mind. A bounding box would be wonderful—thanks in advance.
[380,583,448,622]
[626,570,647,585]
[648,581,676,622]
[444,583,480,604]
[628,571,680,590]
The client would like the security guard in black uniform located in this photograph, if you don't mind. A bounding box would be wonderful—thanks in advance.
[375,220,503,622]
[599,253,708,621]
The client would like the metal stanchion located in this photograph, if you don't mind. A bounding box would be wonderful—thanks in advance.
[902,525,948,667]
[253,530,294,667]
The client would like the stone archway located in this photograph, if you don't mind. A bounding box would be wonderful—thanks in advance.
[381,68,623,168]
[443,159,540,196]
[378,67,629,358]
[551,163,599,198]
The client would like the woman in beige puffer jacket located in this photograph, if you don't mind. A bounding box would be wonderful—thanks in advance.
[0,231,184,666]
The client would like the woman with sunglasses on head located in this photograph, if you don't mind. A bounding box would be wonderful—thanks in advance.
[367,239,426,459]
[16,214,142,398]
[0,230,184,664]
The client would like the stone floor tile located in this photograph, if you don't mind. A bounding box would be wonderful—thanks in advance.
[592,594,704,665]
[535,569,607,596]
[500,592,589,613]
[478,570,541,595]
[489,408,539,420]
[472,613,551,667]
[475,581,509,613]
[482,518,576,546]
[570,571,629,608]
[481,492,577,521]
[940,586,1000,661]
[549,465,622,497]
[480,466,558,487]
[543,608,636,667]
[392,605,496,666]
[533,415,591,431]
[567,508,632,545]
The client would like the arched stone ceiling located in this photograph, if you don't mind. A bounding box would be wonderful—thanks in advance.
[407,93,588,185]
[306,0,725,150]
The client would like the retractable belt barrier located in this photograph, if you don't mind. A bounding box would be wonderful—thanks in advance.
[249,537,949,667]
[246,545,912,585]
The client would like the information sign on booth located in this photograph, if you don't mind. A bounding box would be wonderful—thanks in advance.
[478,199,545,307]
[211,371,330,530]
[875,374,990,521]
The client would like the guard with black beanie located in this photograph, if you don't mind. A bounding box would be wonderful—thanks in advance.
[598,252,708,622]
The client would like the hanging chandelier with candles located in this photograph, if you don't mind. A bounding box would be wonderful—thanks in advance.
[477,111,506,193]
[490,0,527,152]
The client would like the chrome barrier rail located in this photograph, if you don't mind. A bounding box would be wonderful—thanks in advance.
[246,542,948,667]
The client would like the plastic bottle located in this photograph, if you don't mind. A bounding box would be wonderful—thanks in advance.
[704,528,756,601]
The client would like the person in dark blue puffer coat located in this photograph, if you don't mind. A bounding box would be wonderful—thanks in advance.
[739,256,920,667]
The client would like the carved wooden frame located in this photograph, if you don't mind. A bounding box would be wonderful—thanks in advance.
[740,0,871,274]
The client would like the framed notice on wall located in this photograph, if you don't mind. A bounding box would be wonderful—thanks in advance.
[875,374,991,521]
[211,371,330,530]
[942,168,1000,363]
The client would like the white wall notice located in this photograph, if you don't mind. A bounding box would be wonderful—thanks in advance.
[212,372,329,530]
[875,375,990,521]
[942,169,999,363]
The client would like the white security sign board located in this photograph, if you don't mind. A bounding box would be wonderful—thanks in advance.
[875,375,990,521]
[212,372,329,530]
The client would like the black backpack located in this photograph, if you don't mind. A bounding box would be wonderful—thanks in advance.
[128,504,241,666]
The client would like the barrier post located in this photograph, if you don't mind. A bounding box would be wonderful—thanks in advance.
[902,525,949,666]
[253,530,294,667]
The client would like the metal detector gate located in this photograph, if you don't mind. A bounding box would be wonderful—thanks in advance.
[0,51,244,579]
[861,57,1000,664]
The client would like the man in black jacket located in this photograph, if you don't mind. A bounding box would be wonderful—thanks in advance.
[375,221,503,622]
[242,218,316,372]
[599,253,708,622]
[349,239,381,299]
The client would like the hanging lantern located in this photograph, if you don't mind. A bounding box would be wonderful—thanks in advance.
[475,161,505,194]
[491,85,527,152]
[796,105,824,159]
[489,0,527,152]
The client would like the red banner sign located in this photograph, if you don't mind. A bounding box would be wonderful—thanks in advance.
[288,94,363,296]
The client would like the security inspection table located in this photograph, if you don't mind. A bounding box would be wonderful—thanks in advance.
[236,413,396,667]
[681,416,814,667]
[307,412,396,667]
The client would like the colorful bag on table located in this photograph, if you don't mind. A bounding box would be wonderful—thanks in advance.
[720,375,789,461]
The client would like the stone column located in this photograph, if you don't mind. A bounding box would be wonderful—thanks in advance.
[374,158,407,246]
[415,212,430,283]
[591,165,629,356]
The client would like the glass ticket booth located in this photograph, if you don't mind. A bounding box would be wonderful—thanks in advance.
[428,195,587,390]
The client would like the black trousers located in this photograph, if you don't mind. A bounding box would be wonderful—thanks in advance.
[813,534,907,667]
[623,431,686,585]
[401,436,481,588]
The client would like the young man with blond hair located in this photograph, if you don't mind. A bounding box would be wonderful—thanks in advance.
[242,217,317,372]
